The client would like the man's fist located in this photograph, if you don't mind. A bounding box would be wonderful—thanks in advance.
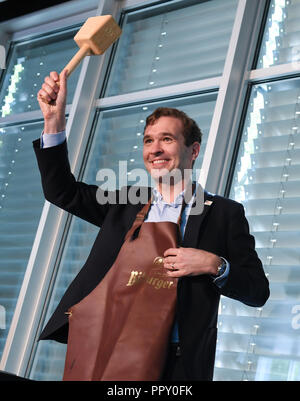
[37,69,68,133]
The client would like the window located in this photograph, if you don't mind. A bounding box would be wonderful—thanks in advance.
[215,77,300,380]
[106,0,238,95]
[0,27,83,364]
[0,122,45,360]
[257,0,300,69]
[213,0,300,380]
[0,28,81,117]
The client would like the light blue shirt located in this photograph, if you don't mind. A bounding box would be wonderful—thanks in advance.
[41,131,230,342]
[41,131,66,148]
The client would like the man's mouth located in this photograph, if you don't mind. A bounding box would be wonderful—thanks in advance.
[151,159,169,166]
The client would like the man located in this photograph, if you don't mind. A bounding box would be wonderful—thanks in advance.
[34,70,269,381]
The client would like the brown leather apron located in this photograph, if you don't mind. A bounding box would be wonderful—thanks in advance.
[63,196,185,381]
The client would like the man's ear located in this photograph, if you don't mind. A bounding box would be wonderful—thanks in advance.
[192,142,200,160]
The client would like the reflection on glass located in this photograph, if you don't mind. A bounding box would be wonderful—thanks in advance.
[257,0,300,68]
[29,93,217,380]
[106,0,238,96]
[214,78,300,381]
[0,28,81,117]
[0,122,45,360]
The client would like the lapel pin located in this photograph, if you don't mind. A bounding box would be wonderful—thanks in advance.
[204,200,213,206]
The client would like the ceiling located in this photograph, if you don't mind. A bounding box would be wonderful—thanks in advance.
[0,0,74,23]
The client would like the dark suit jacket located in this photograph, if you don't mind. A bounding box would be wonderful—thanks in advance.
[33,139,269,381]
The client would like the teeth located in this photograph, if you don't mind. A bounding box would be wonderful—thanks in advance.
[152,160,167,164]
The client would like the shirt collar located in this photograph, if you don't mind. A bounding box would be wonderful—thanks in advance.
[152,184,197,207]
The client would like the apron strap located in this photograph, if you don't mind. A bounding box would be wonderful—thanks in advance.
[124,197,152,241]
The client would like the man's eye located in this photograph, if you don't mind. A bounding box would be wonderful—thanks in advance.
[143,138,152,144]
[163,137,172,142]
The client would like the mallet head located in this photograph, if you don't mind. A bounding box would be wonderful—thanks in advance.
[74,15,122,55]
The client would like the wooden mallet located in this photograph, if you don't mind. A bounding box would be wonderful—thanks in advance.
[41,15,122,103]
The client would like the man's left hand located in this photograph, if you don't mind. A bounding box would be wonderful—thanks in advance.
[163,247,222,277]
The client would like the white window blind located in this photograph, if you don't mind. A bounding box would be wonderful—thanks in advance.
[0,122,45,360]
[106,0,238,96]
[29,93,217,380]
[214,78,300,381]
[257,0,300,69]
[0,28,81,117]
[0,29,84,364]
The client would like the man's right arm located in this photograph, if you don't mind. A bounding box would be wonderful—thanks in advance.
[34,71,109,227]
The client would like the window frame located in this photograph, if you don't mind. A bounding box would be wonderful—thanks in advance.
[0,0,105,375]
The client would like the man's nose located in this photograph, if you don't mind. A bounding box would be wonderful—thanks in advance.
[150,140,163,154]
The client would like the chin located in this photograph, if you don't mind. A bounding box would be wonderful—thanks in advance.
[151,167,184,184]
[149,168,170,180]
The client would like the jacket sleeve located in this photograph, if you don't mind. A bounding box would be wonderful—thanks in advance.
[33,138,109,227]
[220,202,270,307]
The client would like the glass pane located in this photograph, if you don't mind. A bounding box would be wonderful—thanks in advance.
[106,0,238,96]
[0,28,81,117]
[29,92,217,380]
[0,121,45,360]
[215,77,300,381]
[257,0,300,69]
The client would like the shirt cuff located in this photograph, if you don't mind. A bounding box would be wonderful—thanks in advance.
[40,130,66,148]
[212,257,230,288]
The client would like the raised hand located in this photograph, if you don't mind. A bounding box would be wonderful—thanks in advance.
[37,69,68,133]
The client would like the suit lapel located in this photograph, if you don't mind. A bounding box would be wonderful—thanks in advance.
[182,189,215,248]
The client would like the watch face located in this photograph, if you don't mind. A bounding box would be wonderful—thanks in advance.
[217,259,226,275]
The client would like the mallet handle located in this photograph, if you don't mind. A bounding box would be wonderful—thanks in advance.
[64,44,90,77]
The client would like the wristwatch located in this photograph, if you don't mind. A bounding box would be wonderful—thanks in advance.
[215,257,227,277]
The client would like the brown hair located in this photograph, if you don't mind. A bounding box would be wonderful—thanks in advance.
[144,107,202,147]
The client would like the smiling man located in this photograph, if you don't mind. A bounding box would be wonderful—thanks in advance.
[33,71,269,381]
